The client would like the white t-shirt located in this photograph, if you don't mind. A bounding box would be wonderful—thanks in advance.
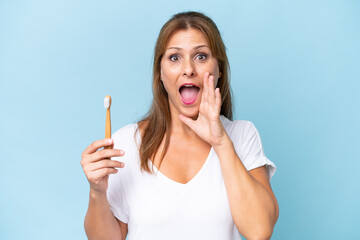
[107,115,276,240]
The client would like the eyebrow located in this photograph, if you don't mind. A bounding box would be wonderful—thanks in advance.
[166,45,209,51]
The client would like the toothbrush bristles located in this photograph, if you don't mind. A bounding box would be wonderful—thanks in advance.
[104,96,111,109]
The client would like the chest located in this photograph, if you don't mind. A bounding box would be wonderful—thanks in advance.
[152,140,211,184]
[128,152,235,236]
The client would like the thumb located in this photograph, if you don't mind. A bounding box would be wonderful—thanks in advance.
[178,114,197,131]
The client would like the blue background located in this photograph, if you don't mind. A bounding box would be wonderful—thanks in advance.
[1,0,359,239]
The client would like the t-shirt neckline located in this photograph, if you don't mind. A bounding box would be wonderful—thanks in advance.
[149,147,214,187]
[135,123,215,187]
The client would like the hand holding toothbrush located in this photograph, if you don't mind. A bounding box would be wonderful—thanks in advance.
[80,96,125,196]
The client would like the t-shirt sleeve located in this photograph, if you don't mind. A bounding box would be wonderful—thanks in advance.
[107,168,130,223]
[234,121,277,180]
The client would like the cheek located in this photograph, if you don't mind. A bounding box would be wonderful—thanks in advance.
[203,60,220,75]
[160,65,179,91]
[162,67,180,79]
[203,62,220,86]
[160,64,174,82]
[159,74,173,95]
[161,80,170,93]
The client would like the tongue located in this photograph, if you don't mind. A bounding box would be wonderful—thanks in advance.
[180,87,199,101]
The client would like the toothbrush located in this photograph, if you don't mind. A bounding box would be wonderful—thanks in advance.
[104,95,112,149]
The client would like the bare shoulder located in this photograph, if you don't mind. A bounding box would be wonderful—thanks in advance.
[116,218,128,239]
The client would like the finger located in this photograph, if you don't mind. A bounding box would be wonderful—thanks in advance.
[86,149,124,163]
[88,167,119,182]
[86,159,125,172]
[202,72,209,105]
[215,88,221,111]
[201,73,207,103]
[206,73,211,102]
[208,75,215,104]
[179,114,197,131]
[83,138,113,156]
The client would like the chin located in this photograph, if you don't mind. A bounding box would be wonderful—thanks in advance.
[180,107,200,120]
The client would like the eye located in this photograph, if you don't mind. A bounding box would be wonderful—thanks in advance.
[197,53,207,61]
[169,54,180,62]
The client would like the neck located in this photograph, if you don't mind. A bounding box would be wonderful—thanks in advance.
[168,104,201,141]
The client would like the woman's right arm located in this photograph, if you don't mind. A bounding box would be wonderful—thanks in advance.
[81,138,126,240]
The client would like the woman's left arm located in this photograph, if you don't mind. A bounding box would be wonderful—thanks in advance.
[179,72,279,240]
[214,136,279,240]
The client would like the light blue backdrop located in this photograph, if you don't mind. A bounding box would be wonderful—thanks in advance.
[1,0,359,239]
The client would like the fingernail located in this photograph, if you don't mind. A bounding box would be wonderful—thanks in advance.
[121,162,125,167]
[106,138,113,144]
[120,150,125,155]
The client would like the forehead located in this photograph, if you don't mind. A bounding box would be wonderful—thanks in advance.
[165,29,209,48]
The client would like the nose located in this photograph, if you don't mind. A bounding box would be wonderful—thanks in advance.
[182,58,196,78]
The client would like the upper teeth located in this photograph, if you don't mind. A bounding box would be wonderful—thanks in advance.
[184,85,193,87]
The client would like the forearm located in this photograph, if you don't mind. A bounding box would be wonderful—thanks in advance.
[84,190,122,240]
[214,137,277,240]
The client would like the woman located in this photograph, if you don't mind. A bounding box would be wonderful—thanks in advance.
[81,11,279,240]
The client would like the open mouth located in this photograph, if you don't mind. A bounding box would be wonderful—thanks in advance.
[179,83,200,105]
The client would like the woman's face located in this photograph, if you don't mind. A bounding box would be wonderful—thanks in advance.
[160,28,221,119]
